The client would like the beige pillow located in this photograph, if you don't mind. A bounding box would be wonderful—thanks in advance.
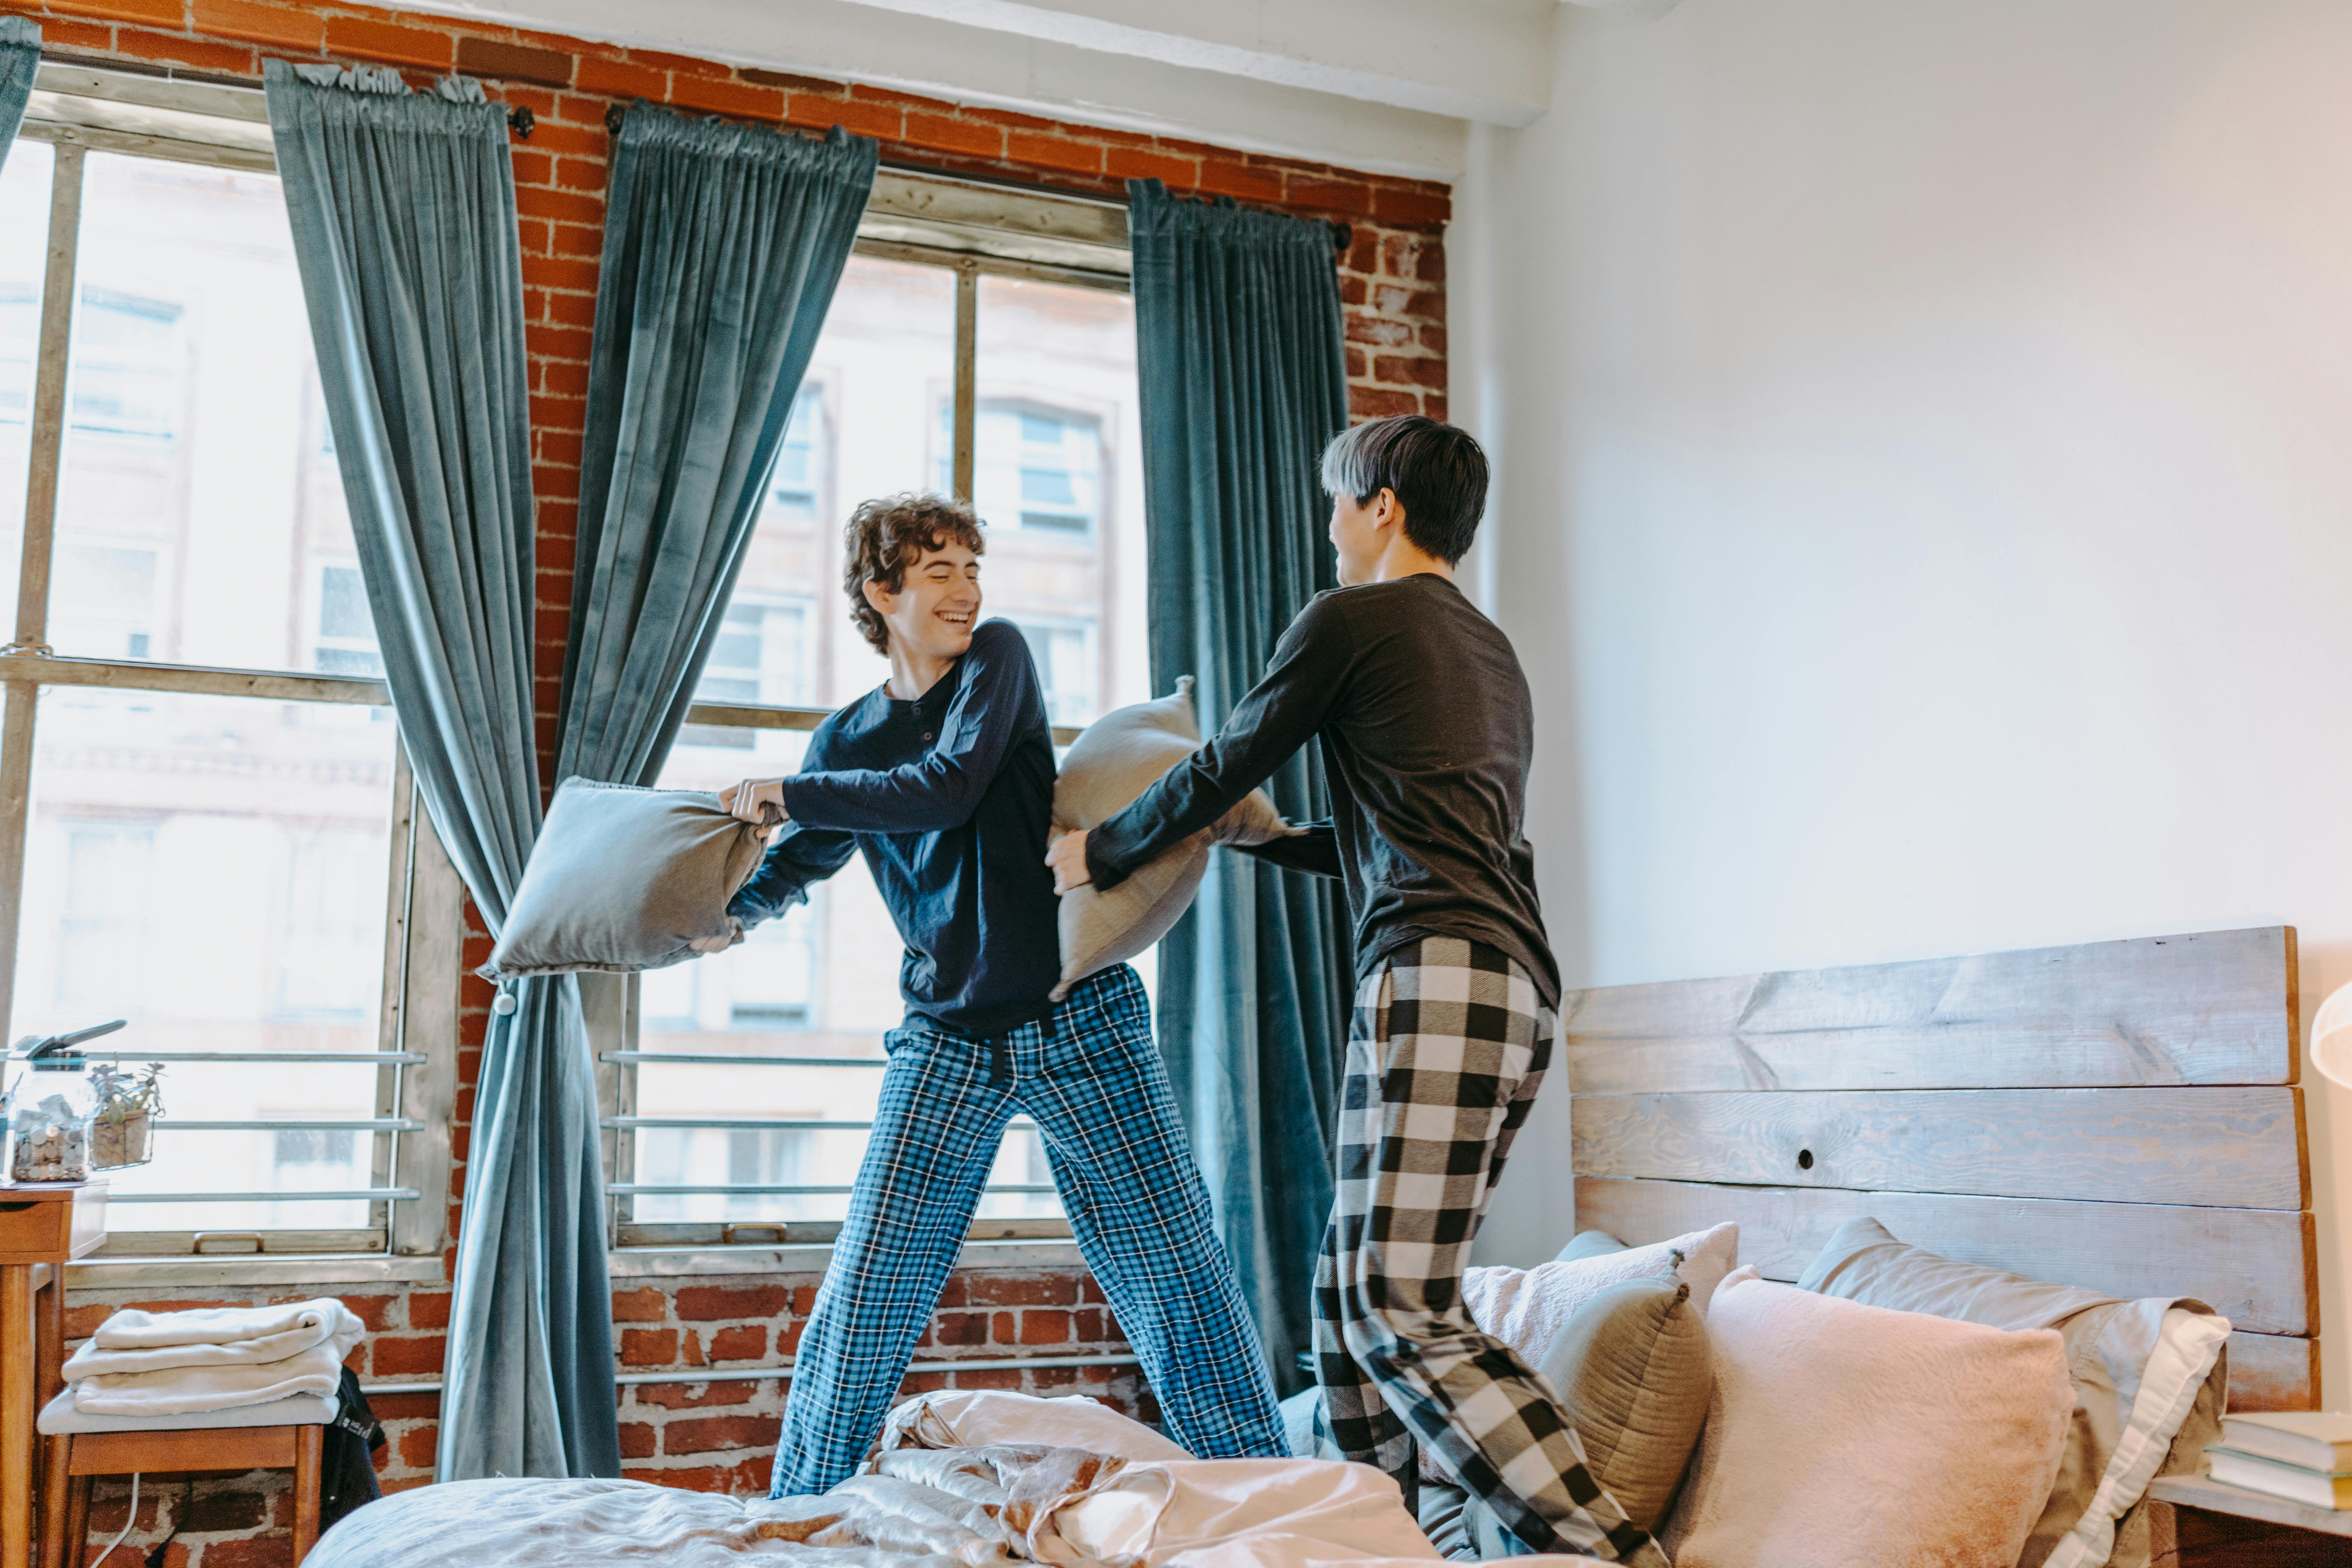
[481,778,767,979]
[1050,676,1292,999]
[1799,1216,2230,1568]
[1535,1269,1712,1533]
[1664,1268,2073,1568]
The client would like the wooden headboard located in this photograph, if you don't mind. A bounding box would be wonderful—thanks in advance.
[1562,926,2314,1412]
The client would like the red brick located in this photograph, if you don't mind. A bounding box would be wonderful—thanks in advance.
[323,15,454,68]
[707,1325,766,1361]
[621,1328,678,1366]
[967,1275,1077,1307]
[632,1455,770,1493]
[1346,314,1414,347]
[189,0,322,48]
[111,26,256,73]
[664,1413,780,1455]
[682,1328,707,1366]
[369,1392,440,1420]
[1373,354,1446,391]
[26,16,114,49]
[540,358,592,397]
[531,392,587,432]
[1286,177,1374,218]
[1340,275,1368,307]
[618,1420,658,1459]
[1079,1276,1107,1305]
[515,118,608,159]
[632,1379,759,1410]
[1421,393,1448,422]
[549,220,604,259]
[797,96,902,141]
[1419,323,1448,354]
[935,1276,968,1308]
[612,1287,668,1323]
[398,1424,439,1469]
[527,324,596,362]
[575,55,669,101]
[64,1304,110,1338]
[555,91,614,124]
[742,67,842,93]
[505,85,561,118]
[1104,148,1198,187]
[666,76,785,121]
[1020,1310,1072,1345]
[776,1319,804,1357]
[677,1284,791,1321]
[1345,346,1367,379]
[40,0,183,25]
[948,1366,1023,1391]
[516,216,553,254]
[518,189,605,230]
[380,1474,431,1495]
[372,1335,447,1376]
[536,290,599,328]
[1350,387,1419,419]
[1372,185,1450,228]
[931,1311,986,1347]
[1372,285,1443,320]
[531,463,580,499]
[898,1369,949,1394]
[455,35,573,88]
[903,113,1004,161]
[624,44,733,79]
[202,1539,301,1568]
[553,157,608,194]
[533,604,570,647]
[991,1311,1016,1343]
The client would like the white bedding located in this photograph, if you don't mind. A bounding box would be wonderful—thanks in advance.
[311,1393,1613,1568]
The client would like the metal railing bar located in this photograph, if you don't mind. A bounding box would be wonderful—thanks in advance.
[607,1183,1057,1196]
[3,1051,425,1064]
[605,1117,1045,1132]
[362,1352,1143,1398]
[103,1188,421,1203]
[154,1118,423,1132]
[600,1052,885,1069]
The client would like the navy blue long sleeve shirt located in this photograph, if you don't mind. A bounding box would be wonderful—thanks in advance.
[727,618,1061,1038]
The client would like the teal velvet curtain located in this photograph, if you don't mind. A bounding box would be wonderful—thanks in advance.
[1127,179,1352,1394]
[559,104,876,787]
[0,15,39,164]
[264,60,619,1483]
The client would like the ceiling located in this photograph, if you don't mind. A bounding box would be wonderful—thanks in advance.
[389,0,1594,178]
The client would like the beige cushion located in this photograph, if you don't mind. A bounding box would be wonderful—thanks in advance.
[1663,1268,2073,1568]
[482,778,767,979]
[1799,1216,2230,1568]
[1050,677,1292,999]
[1534,1269,1712,1533]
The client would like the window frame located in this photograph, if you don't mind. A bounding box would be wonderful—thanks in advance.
[603,227,1125,1257]
[0,66,463,1268]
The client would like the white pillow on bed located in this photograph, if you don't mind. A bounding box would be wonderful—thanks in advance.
[1461,1221,1739,1366]
[879,1388,1193,1463]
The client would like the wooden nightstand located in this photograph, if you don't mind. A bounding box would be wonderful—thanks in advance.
[2147,1474,2352,1566]
[0,1181,108,1568]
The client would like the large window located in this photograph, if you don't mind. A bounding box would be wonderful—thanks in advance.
[612,235,1148,1251]
[0,73,457,1261]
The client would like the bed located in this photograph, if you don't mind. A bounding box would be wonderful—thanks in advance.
[313,924,2310,1567]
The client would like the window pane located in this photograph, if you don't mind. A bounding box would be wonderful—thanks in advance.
[973,276,1148,728]
[713,256,956,714]
[48,153,355,675]
[0,140,55,638]
[13,687,399,1232]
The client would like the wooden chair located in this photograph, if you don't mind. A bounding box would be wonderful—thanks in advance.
[37,1392,327,1568]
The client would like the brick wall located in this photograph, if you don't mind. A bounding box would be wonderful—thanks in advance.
[6,0,1449,1561]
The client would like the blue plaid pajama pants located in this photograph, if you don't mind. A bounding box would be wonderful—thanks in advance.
[769,963,1287,1495]
[1314,937,1666,1565]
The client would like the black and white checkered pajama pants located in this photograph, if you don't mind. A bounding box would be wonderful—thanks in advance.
[1313,937,1666,1565]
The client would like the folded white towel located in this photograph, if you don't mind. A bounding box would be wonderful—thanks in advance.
[65,1300,364,1383]
[72,1339,350,1416]
[91,1298,360,1351]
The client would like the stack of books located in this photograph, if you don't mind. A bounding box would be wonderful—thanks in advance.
[2207,1412,2352,1509]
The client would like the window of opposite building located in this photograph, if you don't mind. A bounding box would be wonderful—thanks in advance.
[0,77,460,1265]
[616,240,1147,1254]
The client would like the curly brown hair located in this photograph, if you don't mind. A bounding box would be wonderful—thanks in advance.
[842,493,987,655]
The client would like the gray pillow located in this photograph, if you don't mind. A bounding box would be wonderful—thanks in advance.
[1050,677,1292,999]
[1535,1268,1713,1534]
[1558,1229,1628,1264]
[481,778,767,980]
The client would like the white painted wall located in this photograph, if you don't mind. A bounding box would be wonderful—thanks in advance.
[1456,0,2352,1400]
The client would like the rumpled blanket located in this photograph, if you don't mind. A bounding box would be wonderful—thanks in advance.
[66,1298,366,1415]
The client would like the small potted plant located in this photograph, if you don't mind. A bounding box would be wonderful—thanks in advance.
[89,1061,164,1170]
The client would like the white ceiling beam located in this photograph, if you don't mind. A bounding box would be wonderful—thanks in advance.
[394,0,1472,178]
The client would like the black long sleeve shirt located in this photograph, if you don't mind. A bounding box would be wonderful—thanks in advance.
[728,618,1060,1038]
[1085,574,1559,1009]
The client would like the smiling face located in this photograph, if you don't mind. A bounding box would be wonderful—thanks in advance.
[863,541,982,664]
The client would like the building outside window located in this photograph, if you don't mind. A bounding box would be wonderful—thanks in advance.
[0,83,456,1258]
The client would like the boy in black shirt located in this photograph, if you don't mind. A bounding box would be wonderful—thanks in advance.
[1048,419,1661,1564]
[713,493,1284,1496]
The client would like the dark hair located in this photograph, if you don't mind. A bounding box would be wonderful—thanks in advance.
[842,493,986,655]
[1318,414,1490,564]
